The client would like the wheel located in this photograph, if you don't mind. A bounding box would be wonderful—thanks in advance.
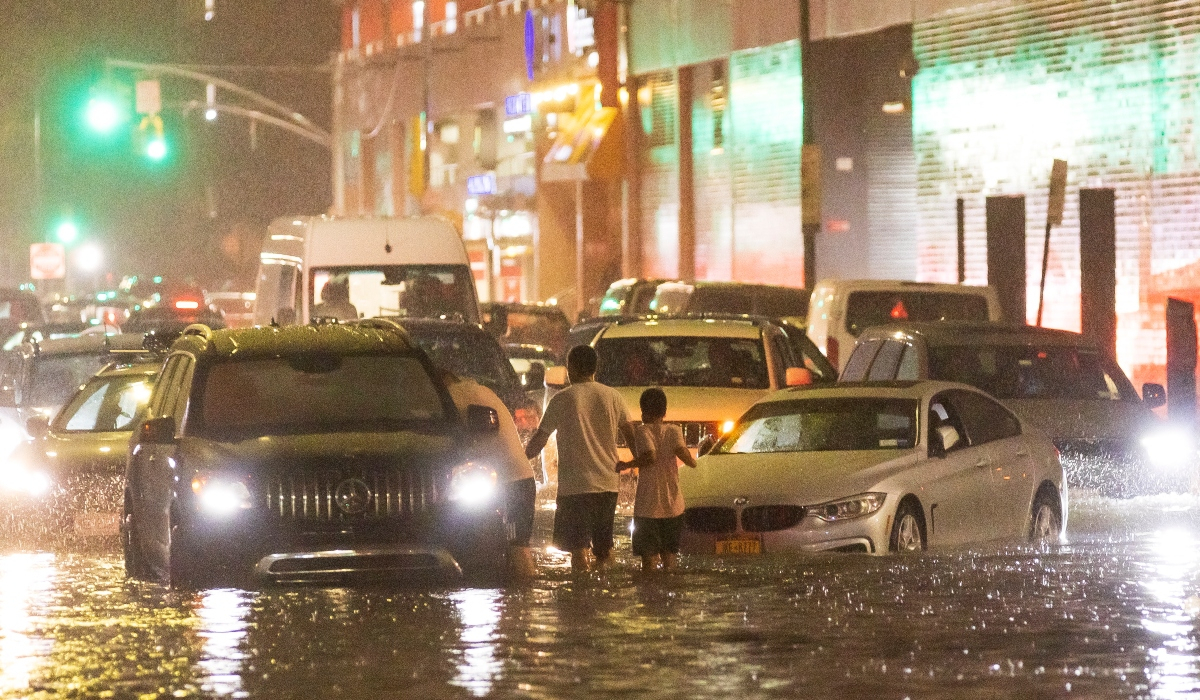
[1029,488,1061,542]
[889,499,926,553]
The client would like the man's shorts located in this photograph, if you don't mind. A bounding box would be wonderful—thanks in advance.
[631,515,684,557]
[505,477,537,547]
[552,491,619,558]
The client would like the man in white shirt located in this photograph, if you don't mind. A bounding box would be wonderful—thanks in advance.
[525,345,636,572]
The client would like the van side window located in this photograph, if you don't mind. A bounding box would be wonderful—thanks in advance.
[842,339,883,381]
[948,390,1021,445]
[169,358,195,430]
[896,344,920,380]
[867,341,905,381]
[147,356,184,419]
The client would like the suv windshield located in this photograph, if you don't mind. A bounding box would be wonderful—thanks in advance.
[406,329,521,400]
[195,354,446,438]
[718,398,919,454]
[927,344,1138,401]
[55,374,155,432]
[595,336,769,389]
[312,265,477,324]
[845,291,990,336]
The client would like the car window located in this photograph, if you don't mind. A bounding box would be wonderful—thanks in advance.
[947,390,1021,445]
[845,291,991,336]
[595,335,769,389]
[896,344,920,380]
[408,330,521,399]
[170,357,194,426]
[754,288,808,318]
[503,311,569,357]
[778,325,837,384]
[926,344,1138,401]
[841,339,884,381]
[867,341,905,381]
[718,398,918,454]
[21,354,111,409]
[58,374,155,432]
[649,287,692,314]
[311,265,477,324]
[148,356,185,419]
[929,394,969,454]
[690,287,753,315]
[195,354,446,438]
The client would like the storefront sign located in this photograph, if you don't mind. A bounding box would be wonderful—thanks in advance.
[524,10,535,81]
[467,173,497,196]
[505,93,533,118]
[503,115,533,134]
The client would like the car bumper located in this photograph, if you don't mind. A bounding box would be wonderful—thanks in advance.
[680,505,891,555]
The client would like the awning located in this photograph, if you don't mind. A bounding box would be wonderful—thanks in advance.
[540,99,625,182]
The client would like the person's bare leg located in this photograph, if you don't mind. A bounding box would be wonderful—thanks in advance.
[662,553,678,571]
[569,548,591,573]
[509,546,537,580]
[641,554,660,572]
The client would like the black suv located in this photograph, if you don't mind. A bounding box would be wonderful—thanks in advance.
[122,322,508,587]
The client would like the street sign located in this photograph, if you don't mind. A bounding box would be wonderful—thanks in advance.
[30,243,66,280]
[136,79,162,115]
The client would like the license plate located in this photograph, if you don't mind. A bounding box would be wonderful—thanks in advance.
[74,512,120,537]
[716,538,761,555]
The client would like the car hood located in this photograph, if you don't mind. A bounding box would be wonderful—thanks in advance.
[1000,398,1156,441]
[613,386,770,424]
[15,430,132,476]
[680,449,921,507]
[177,430,462,474]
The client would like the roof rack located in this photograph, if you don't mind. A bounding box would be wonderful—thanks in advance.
[181,324,213,340]
[353,317,408,334]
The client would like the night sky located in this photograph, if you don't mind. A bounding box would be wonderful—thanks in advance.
[0,0,339,290]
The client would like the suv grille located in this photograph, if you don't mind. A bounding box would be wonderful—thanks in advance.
[264,467,443,521]
[684,507,737,534]
[741,505,806,533]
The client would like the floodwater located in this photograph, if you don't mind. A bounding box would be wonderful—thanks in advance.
[2,494,1200,699]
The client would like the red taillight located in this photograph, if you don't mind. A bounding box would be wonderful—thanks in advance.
[513,406,539,433]
[826,337,839,369]
[175,300,200,310]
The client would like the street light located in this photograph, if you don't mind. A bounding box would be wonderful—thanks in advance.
[55,220,79,245]
[74,243,103,272]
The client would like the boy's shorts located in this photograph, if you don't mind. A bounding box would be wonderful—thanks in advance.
[631,515,684,557]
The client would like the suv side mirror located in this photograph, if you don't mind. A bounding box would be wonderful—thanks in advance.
[544,366,569,387]
[525,361,546,389]
[139,417,177,445]
[1143,382,1166,409]
[26,415,50,439]
[785,367,813,387]
[466,405,500,434]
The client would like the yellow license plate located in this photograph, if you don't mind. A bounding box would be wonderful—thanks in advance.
[716,538,761,555]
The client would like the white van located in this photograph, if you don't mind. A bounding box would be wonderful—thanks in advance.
[806,280,1003,371]
[253,216,480,327]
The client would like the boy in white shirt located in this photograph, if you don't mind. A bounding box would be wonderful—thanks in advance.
[619,388,697,572]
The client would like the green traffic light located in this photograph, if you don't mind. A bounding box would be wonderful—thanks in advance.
[84,96,123,134]
[55,220,80,245]
[146,136,168,161]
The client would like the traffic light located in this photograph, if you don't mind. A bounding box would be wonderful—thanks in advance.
[137,114,169,162]
[81,82,130,137]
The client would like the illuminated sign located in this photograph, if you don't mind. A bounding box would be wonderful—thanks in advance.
[503,115,532,134]
[505,93,533,117]
[467,173,497,196]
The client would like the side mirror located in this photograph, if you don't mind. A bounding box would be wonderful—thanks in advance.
[139,416,177,445]
[698,434,717,457]
[936,425,961,454]
[525,361,546,389]
[785,367,813,387]
[26,415,50,439]
[465,404,500,434]
[544,365,569,387]
[1143,382,1167,409]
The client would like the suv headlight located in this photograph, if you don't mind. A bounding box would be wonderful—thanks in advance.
[191,473,252,515]
[0,463,52,497]
[449,462,498,507]
[811,493,886,522]
[1141,427,1196,471]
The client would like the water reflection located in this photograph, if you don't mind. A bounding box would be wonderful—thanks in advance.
[448,588,503,696]
[0,553,54,695]
[1141,527,1200,698]
[194,587,253,698]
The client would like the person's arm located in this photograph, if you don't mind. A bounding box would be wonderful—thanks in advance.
[526,392,562,460]
[525,428,551,460]
[618,426,655,471]
[674,427,698,467]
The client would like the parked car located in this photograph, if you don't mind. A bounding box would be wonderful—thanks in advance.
[0,288,47,341]
[122,305,226,335]
[122,322,510,587]
[206,291,257,328]
[838,321,1184,495]
[597,278,667,317]
[806,280,1004,371]
[481,301,571,360]
[583,317,829,454]
[679,381,1066,555]
[2,358,160,546]
[650,281,809,325]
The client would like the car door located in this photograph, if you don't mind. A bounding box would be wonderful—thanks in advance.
[918,392,997,546]
[946,389,1031,538]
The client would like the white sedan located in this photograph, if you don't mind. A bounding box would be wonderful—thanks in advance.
[679,380,1066,555]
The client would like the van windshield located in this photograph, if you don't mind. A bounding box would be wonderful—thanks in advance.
[927,344,1138,401]
[845,291,990,336]
[311,265,479,324]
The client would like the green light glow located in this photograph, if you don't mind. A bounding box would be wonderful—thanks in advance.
[55,220,79,245]
[146,137,168,161]
[84,96,123,134]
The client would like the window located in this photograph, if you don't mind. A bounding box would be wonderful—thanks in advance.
[845,291,991,337]
[896,344,920,380]
[594,336,769,389]
[841,339,883,381]
[148,356,185,420]
[867,341,905,381]
[947,390,1021,446]
[718,398,919,454]
[312,265,478,324]
[57,375,155,433]
[928,394,968,454]
[926,344,1138,401]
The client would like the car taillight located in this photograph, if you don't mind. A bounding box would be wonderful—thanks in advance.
[175,300,200,310]
[513,406,539,433]
[826,337,839,369]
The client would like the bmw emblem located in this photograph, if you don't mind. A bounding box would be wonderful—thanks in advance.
[335,478,372,515]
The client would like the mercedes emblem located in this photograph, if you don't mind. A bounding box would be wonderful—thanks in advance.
[334,478,372,515]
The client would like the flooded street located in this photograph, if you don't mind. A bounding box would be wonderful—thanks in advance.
[2,494,1199,699]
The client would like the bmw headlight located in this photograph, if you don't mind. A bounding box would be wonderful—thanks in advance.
[191,473,252,515]
[449,462,498,507]
[1140,427,1197,472]
[811,493,886,522]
